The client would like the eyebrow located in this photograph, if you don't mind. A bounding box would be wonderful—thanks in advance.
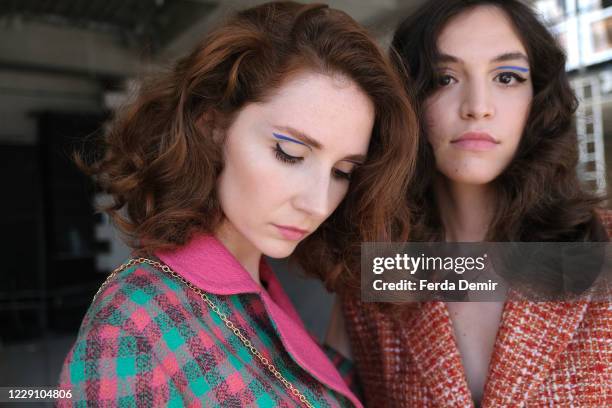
[492,52,529,63]
[436,51,529,65]
[273,126,366,163]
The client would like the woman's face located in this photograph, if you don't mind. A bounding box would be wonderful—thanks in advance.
[216,70,374,258]
[424,5,533,185]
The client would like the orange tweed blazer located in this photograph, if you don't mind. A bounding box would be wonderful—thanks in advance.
[343,217,612,407]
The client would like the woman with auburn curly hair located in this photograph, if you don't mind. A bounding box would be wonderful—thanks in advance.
[336,0,612,407]
[57,1,417,406]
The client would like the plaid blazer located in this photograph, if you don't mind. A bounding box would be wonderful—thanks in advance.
[58,234,362,407]
[343,216,612,407]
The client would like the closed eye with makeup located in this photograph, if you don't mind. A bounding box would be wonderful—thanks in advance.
[272,132,359,181]
[216,70,373,259]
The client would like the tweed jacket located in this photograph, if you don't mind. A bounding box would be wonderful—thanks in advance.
[343,221,612,407]
[58,234,362,407]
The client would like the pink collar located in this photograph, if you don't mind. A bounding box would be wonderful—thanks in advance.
[156,234,362,408]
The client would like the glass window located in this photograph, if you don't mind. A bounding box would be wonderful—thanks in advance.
[578,0,603,12]
[580,7,612,65]
[535,0,573,23]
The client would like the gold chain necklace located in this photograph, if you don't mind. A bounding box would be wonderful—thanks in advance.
[93,257,315,408]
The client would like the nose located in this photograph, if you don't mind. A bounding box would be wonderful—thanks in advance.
[292,172,333,220]
[460,80,494,120]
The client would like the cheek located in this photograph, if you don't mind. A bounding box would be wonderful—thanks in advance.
[219,143,279,215]
[424,100,447,149]
[500,92,532,146]
[327,182,350,215]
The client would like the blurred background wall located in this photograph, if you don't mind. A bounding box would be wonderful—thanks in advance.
[0,0,611,396]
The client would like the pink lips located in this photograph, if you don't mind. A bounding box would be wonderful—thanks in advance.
[451,131,499,151]
[274,224,308,241]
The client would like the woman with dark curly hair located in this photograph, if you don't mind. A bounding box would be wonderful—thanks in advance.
[336,0,612,407]
[57,1,417,406]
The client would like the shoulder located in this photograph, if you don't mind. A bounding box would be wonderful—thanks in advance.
[58,260,233,405]
[71,259,263,357]
[77,260,189,333]
[63,260,196,365]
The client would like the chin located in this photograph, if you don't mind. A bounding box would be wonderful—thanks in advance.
[443,170,500,185]
[259,240,298,259]
[438,158,509,185]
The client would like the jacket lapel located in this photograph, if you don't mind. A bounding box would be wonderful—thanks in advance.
[158,235,363,407]
[402,301,475,407]
[481,290,589,407]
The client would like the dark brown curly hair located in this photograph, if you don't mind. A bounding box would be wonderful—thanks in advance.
[83,1,418,294]
[391,0,606,242]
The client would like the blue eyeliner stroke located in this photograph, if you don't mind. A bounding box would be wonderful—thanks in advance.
[273,132,308,146]
[496,65,529,73]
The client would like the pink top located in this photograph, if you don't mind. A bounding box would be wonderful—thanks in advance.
[157,234,362,408]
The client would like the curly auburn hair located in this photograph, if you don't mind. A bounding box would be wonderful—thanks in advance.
[391,0,606,242]
[84,1,418,294]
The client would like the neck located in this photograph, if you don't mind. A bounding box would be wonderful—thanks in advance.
[214,221,262,286]
[434,176,495,242]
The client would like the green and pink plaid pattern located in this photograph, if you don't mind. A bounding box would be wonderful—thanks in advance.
[58,263,355,407]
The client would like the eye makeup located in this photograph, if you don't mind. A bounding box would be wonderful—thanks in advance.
[495,73,527,86]
[495,65,529,73]
[272,132,309,164]
[273,132,309,147]
[273,146,355,181]
[271,131,362,181]
[274,143,303,164]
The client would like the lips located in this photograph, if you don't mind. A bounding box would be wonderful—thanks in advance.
[273,224,309,241]
[451,131,499,151]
